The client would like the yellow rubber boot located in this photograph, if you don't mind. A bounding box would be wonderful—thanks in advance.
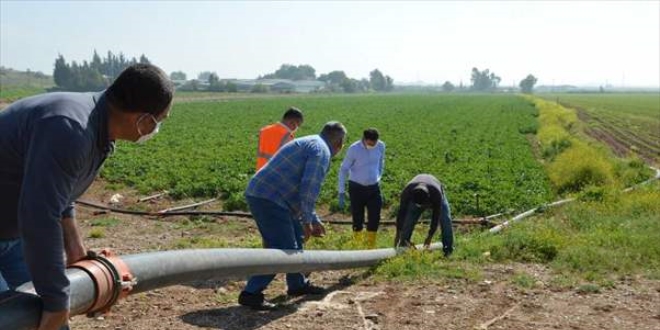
[366,231,377,249]
[353,230,364,248]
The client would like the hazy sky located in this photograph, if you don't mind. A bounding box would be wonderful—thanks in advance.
[1,1,659,87]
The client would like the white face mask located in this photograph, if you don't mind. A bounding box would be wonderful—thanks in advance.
[136,114,161,144]
[289,121,301,133]
[364,140,376,150]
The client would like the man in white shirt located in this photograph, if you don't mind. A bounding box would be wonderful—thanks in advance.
[337,128,385,248]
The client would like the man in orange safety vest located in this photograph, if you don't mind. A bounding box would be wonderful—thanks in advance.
[256,107,304,171]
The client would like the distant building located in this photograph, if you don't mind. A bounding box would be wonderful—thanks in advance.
[535,85,579,93]
[221,78,326,93]
[171,79,187,88]
[291,80,326,93]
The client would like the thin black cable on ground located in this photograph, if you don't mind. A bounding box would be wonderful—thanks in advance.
[75,199,504,226]
[75,200,253,217]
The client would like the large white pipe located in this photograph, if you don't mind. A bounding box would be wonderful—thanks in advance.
[0,243,443,329]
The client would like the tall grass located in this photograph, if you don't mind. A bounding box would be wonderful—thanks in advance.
[445,184,660,283]
[547,141,614,193]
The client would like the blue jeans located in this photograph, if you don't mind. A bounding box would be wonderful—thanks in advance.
[0,238,31,292]
[244,196,307,294]
[0,239,71,330]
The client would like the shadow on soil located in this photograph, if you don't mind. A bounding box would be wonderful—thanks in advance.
[180,270,374,329]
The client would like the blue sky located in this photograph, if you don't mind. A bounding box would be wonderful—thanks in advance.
[1,1,659,87]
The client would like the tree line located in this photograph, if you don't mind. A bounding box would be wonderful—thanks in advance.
[49,51,537,94]
[180,64,396,93]
[53,51,150,91]
[438,68,537,93]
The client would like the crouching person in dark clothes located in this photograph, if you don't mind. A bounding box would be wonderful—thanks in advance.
[394,174,454,257]
[0,64,174,330]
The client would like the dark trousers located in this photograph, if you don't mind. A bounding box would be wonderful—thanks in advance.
[348,181,382,232]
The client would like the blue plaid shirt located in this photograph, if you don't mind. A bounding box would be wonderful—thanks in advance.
[245,135,332,224]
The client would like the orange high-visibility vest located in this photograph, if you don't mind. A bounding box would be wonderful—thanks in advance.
[256,122,294,170]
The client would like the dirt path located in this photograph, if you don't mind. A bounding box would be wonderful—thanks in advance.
[71,261,660,330]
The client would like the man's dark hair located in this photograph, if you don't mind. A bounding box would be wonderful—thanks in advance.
[320,121,347,146]
[363,128,379,141]
[282,107,304,122]
[412,185,430,206]
[106,63,174,115]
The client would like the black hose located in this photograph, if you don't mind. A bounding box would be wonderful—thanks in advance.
[75,199,252,217]
[76,199,502,226]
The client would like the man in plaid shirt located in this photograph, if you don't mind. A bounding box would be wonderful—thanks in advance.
[239,121,347,310]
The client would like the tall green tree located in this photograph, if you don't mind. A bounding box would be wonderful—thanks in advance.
[385,75,394,91]
[295,64,316,80]
[91,50,102,71]
[442,81,455,92]
[318,70,347,85]
[368,69,395,92]
[340,78,358,93]
[170,71,187,81]
[53,55,73,89]
[208,73,225,92]
[470,67,501,92]
[262,64,316,80]
[519,74,538,94]
[369,69,386,91]
[198,71,213,81]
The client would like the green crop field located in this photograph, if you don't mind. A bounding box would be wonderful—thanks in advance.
[543,93,660,164]
[0,67,54,103]
[101,94,552,217]
[0,86,48,103]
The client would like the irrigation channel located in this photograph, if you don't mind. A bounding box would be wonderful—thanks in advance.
[1,167,657,329]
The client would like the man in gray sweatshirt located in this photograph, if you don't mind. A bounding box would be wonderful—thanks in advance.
[0,63,173,330]
[394,174,454,257]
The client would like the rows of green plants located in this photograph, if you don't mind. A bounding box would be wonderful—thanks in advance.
[101,94,553,217]
[548,93,660,119]
[543,93,660,160]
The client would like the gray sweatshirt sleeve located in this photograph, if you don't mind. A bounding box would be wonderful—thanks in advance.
[18,116,87,312]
